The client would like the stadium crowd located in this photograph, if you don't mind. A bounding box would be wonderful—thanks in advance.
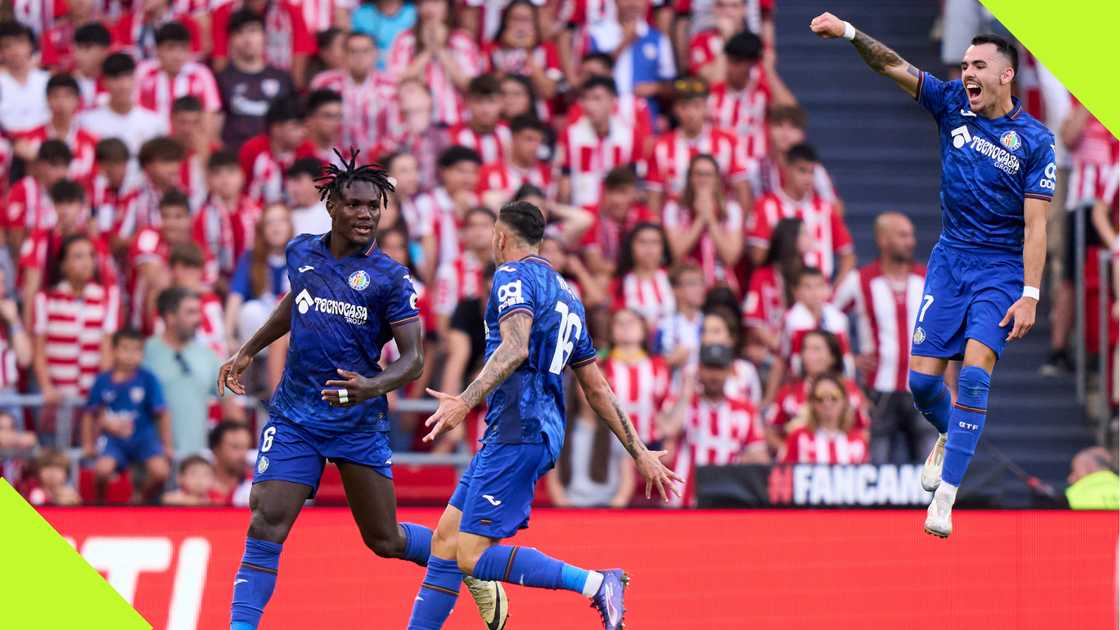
[0,0,1114,509]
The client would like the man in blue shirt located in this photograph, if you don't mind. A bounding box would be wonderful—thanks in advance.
[219,150,503,630]
[407,201,682,630]
[812,16,1056,538]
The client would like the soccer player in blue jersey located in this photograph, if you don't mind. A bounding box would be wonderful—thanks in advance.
[811,15,1056,537]
[408,201,682,630]
[217,150,505,629]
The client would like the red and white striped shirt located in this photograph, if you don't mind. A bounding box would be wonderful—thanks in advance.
[662,199,744,290]
[191,195,263,278]
[725,359,763,405]
[126,228,217,332]
[832,262,926,393]
[578,204,653,265]
[309,69,395,153]
[465,0,548,42]
[387,30,482,126]
[89,174,138,239]
[646,126,748,196]
[112,180,164,241]
[766,377,868,432]
[33,282,119,397]
[476,160,552,198]
[741,264,785,331]
[447,123,512,165]
[746,190,853,279]
[668,392,765,507]
[782,425,868,465]
[687,29,723,75]
[1065,103,1120,211]
[779,301,851,374]
[410,187,476,268]
[10,123,99,184]
[11,0,65,35]
[612,270,676,326]
[566,94,653,142]
[602,354,670,444]
[109,10,203,59]
[3,176,55,235]
[293,0,354,34]
[556,115,644,206]
[19,229,118,292]
[238,134,318,206]
[135,59,221,125]
[707,72,770,161]
[433,254,485,316]
[211,1,315,71]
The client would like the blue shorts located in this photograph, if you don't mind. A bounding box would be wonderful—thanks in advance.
[99,430,165,472]
[450,442,553,540]
[252,416,393,496]
[911,242,1020,360]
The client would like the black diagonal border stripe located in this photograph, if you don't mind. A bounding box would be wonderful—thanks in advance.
[241,562,278,575]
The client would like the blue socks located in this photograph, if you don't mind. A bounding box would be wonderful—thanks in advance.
[407,556,462,630]
[472,545,595,594]
[909,370,951,434]
[942,366,991,486]
[230,537,282,629]
[400,522,433,567]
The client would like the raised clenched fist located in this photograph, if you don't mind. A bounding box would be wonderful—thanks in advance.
[809,12,847,39]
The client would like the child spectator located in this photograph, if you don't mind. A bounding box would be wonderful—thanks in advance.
[239,99,317,206]
[482,1,562,102]
[217,10,298,150]
[434,207,495,335]
[226,204,293,354]
[193,150,262,280]
[0,22,50,135]
[208,420,253,506]
[309,31,394,152]
[285,158,332,236]
[567,53,653,140]
[613,222,675,327]
[303,90,345,164]
[32,234,118,403]
[663,153,745,292]
[580,167,652,278]
[742,217,808,359]
[603,308,670,446]
[27,448,80,506]
[165,243,227,358]
[114,137,187,246]
[479,114,553,206]
[351,0,417,70]
[135,22,221,132]
[161,455,218,506]
[90,139,135,240]
[79,53,168,160]
[82,329,172,504]
[411,146,483,280]
[11,74,98,184]
[782,373,869,465]
[449,74,512,164]
[699,307,762,403]
[70,22,112,109]
[655,263,706,371]
[3,139,72,258]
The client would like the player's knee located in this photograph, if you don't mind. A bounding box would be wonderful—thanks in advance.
[247,497,298,542]
[362,530,406,559]
[908,370,943,407]
[430,525,457,558]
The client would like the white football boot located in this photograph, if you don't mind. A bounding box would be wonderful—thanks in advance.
[464,576,509,630]
[923,482,957,539]
[921,433,948,492]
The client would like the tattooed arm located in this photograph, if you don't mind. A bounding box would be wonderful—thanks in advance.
[809,12,921,97]
[573,361,683,501]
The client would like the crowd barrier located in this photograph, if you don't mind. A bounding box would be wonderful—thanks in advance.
[37,507,1117,630]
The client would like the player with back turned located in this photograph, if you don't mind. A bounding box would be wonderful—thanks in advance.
[407,201,682,630]
[217,150,506,630]
[810,14,1056,537]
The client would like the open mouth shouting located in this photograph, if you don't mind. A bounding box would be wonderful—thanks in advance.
[964,79,983,106]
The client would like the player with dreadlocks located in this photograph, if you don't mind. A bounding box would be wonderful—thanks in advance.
[220,149,510,630]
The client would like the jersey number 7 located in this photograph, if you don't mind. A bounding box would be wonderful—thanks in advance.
[548,301,583,375]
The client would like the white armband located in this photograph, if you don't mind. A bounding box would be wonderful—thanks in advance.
[842,21,856,41]
[1022,286,1041,300]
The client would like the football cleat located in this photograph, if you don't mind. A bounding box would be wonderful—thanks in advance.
[923,485,955,539]
[464,576,509,630]
[590,569,629,629]
[921,433,948,492]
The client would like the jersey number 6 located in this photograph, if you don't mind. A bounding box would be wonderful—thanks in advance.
[261,426,276,452]
[548,301,583,375]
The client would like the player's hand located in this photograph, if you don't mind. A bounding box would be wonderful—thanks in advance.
[323,369,380,407]
[809,12,847,39]
[634,449,684,502]
[217,352,253,397]
[999,296,1037,341]
[421,388,471,443]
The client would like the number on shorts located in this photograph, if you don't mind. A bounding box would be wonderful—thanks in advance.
[548,301,583,375]
[918,294,935,323]
[261,426,276,452]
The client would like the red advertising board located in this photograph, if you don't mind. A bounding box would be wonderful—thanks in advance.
[36,507,1117,630]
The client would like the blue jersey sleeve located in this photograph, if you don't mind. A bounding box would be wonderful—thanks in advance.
[492,264,535,323]
[144,369,167,414]
[569,315,598,367]
[916,71,959,120]
[384,268,421,326]
[1023,133,1057,202]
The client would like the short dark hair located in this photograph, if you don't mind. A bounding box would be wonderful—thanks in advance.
[207,149,240,172]
[581,52,613,70]
[46,73,81,97]
[158,188,191,212]
[467,73,502,97]
[602,166,638,190]
[266,98,305,127]
[172,95,202,114]
[155,21,192,46]
[95,138,130,163]
[512,183,545,201]
[287,156,324,180]
[169,242,205,269]
[156,286,197,317]
[75,22,112,47]
[346,30,375,46]
[209,420,251,451]
[509,114,549,136]
[796,266,825,286]
[306,89,342,115]
[768,105,807,129]
[724,31,763,62]
[438,145,483,170]
[178,454,213,475]
[465,206,497,224]
[111,328,146,347]
[0,21,35,47]
[139,137,186,166]
[581,75,618,97]
[498,201,546,245]
[37,139,73,165]
[786,142,819,165]
[317,27,343,51]
[227,9,265,36]
[102,52,136,77]
[970,34,1018,73]
[48,179,86,205]
[669,261,703,286]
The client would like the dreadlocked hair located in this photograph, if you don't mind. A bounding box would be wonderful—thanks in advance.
[314,147,395,207]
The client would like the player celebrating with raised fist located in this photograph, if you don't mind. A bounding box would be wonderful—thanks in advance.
[810,14,1056,538]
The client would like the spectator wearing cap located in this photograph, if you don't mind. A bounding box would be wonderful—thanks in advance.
[304,90,345,165]
[585,0,676,120]
[79,53,169,161]
[580,167,653,279]
[238,99,318,206]
[108,0,203,60]
[481,0,562,102]
[208,420,254,506]
[145,287,241,456]
[433,207,495,336]
[478,114,552,206]
[1065,447,1119,510]
[352,0,418,71]
[659,342,768,507]
[69,22,112,109]
[2,139,72,259]
[698,306,762,403]
[113,137,187,247]
[448,74,513,164]
[39,0,98,72]
[225,203,292,362]
[411,146,484,281]
[781,373,869,465]
[134,22,221,135]
[216,10,298,150]
[10,74,98,184]
[832,212,932,465]
[309,31,395,153]
[193,150,261,281]
[0,22,49,134]
[211,0,316,88]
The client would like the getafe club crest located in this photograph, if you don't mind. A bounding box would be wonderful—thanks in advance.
[348,270,371,291]
[258,456,269,474]
[1000,130,1021,151]
[913,327,926,345]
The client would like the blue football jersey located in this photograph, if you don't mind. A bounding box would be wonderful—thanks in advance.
[481,255,598,460]
[269,234,420,432]
[917,72,1057,255]
[85,368,166,436]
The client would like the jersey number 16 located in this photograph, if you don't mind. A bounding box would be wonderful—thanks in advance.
[548,301,583,375]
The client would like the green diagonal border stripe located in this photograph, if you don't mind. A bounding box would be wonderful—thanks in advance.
[0,479,150,629]
[981,0,1120,136]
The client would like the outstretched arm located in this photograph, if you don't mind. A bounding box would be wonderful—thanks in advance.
[810,12,920,98]
[217,292,292,396]
[321,319,425,406]
[573,361,683,501]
